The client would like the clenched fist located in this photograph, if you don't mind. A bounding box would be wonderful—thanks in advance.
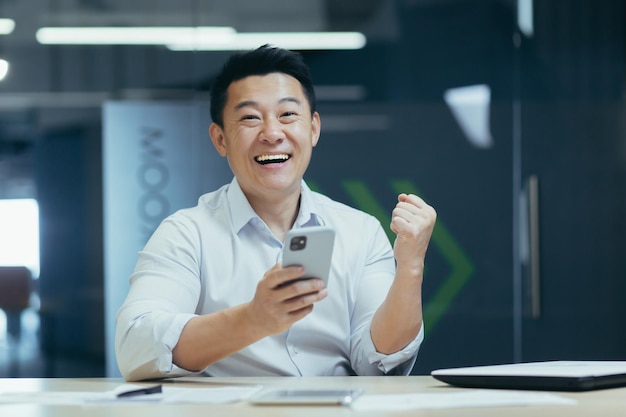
[390,193,437,270]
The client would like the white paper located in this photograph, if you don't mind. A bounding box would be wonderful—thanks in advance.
[159,386,262,404]
[350,390,577,412]
[0,384,262,406]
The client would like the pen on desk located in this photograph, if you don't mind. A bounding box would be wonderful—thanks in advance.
[116,384,163,398]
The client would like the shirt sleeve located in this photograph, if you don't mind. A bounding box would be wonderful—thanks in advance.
[348,217,424,376]
[115,215,203,381]
[362,321,424,375]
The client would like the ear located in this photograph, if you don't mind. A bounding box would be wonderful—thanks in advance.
[209,123,228,157]
[311,112,321,147]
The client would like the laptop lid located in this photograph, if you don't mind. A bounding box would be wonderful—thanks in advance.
[431,361,626,392]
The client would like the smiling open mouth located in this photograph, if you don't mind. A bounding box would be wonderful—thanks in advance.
[255,154,291,165]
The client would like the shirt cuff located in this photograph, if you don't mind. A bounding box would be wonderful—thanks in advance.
[158,312,199,376]
[365,322,424,375]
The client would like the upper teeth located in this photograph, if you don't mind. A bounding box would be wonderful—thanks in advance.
[256,154,289,162]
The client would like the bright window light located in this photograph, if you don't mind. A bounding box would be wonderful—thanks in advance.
[0,18,15,35]
[0,199,40,278]
[36,26,236,45]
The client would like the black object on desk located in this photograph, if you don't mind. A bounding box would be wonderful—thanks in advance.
[432,360,626,392]
[117,385,163,398]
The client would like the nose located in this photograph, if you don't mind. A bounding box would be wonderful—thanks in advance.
[259,117,284,144]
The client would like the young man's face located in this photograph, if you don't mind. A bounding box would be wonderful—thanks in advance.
[209,72,320,203]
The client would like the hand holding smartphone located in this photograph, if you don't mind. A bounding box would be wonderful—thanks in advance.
[281,226,335,285]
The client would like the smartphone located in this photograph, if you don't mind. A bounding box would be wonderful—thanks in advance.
[281,226,335,285]
[249,388,362,406]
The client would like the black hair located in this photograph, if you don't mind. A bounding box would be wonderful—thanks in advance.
[209,44,316,127]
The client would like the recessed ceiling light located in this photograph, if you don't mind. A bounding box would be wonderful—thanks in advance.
[0,18,15,35]
[0,59,9,81]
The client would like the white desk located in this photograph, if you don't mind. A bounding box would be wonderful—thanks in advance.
[0,376,625,416]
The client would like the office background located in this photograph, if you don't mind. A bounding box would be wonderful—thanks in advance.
[0,0,624,377]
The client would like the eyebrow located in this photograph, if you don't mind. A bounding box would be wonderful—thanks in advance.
[233,97,302,111]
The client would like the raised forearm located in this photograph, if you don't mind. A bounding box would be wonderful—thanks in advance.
[370,263,423,354]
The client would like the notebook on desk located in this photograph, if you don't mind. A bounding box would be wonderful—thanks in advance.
[431,361,626,392]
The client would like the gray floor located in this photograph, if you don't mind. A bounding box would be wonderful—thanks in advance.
[0,307,104,377]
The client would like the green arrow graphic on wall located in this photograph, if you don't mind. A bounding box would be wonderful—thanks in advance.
[334,179,474,335]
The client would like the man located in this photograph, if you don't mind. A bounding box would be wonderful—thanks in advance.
[115,44,436,381]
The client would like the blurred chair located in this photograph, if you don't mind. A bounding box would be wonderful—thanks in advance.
[0,266,33,341]
[0,266,33,376]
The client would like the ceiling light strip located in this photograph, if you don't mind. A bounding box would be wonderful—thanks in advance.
[167,32,367,51]
[35,27,366,50]
[36,26,236,45]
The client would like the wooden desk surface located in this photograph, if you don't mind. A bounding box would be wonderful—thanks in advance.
[0,376,625,416]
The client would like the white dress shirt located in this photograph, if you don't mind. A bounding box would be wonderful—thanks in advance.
[115,178,423,381]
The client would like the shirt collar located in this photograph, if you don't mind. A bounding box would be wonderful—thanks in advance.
[294,181,325,228]
[227,178,259,233]
[227,178,325,234]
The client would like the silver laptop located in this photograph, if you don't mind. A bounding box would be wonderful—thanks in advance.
[431,361,626,391]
